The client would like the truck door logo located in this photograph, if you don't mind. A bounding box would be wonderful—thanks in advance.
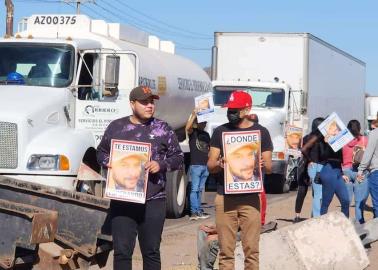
[85,105,95,115]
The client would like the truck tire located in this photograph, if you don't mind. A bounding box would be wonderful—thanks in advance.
[166,170,187,218]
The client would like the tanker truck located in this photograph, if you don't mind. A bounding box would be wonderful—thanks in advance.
[0,14,211,269]
[0,14,210,268]
[209,32,366,193]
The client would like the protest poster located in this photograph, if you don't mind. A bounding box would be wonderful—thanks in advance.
[222,130,263,194]
[285,125,303,157]
[105,139,151,203]
[318,112,354,152]
[195,92,215,123]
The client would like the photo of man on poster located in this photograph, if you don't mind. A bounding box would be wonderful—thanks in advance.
[226,142,260,182]
[286,131,302,150]
[108,152,148,192]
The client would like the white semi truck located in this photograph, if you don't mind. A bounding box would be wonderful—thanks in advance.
[0,14,211,215]
[365,95,378,130]
[209,32,366,192]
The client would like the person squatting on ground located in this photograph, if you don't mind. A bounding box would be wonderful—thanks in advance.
[185,108,211,220]
[319,127,350,217]
[342,120,369,224]
[207,90,273,270]
[96,86,184,270]
[357,123,378,218]
[294,117,324,222]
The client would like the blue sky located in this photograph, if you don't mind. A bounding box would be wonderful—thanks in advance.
[1,0,378,93]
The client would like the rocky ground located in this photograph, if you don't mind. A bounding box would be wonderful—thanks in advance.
[99,190,378,269]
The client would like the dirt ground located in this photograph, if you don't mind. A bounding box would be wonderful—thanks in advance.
[106,190,378,270]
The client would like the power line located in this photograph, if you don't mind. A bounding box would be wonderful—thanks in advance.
[113,0,211,39]
[14,0,62,3]
[95,0,211,40]
[93,1,210,50]
[16,0,211,51]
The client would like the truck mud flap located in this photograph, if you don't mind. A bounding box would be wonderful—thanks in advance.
[0,199,58,269]
[0,176,111,259]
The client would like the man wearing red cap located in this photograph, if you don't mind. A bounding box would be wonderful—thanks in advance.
[208,90,273,269]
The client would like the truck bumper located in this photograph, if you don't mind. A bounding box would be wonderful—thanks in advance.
[0,175,76,191]
[272,160,286,175]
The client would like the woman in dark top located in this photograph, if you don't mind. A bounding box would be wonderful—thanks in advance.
[319,135,350,217]
[294,117,324,222]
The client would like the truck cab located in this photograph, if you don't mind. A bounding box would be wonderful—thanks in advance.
[0,37,136,190]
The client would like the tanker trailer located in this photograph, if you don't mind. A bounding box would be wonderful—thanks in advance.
[0,14,211,219]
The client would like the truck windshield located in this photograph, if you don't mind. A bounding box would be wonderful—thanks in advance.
[213,86,285,108]
[0,43,74,87]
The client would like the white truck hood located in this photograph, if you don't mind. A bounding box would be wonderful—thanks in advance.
[0,85,68,122]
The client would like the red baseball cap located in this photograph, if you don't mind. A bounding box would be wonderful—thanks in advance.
[223,90,252,109]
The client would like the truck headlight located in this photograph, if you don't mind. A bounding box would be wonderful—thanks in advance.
[27,155,70,171]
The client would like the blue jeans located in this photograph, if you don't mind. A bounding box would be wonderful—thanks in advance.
[368,170,378,218]
[343,168,369,223]
[320,163,350,217]
[308,163,323,217]
[189,165,209,214]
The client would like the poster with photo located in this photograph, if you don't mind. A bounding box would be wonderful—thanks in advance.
[318,112,354,152]
[285,125,303,157]
[195,92,215,123]
[222,130,263,194]
[105,140,151,204]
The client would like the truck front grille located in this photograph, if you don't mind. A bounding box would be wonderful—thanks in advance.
[0,122,18,169]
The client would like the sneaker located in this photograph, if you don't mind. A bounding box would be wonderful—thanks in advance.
[189,214,199,221]
[293,216,301,223]
[197,212,210,220]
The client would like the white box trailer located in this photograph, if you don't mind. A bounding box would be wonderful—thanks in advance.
[210,32,366,192]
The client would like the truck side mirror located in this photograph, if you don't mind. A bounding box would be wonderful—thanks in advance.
[104,55,120,97]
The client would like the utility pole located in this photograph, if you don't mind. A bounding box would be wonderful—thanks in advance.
[63,0,95,15]
[5,0,14,37]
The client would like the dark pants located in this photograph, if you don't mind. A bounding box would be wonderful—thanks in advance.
[320,163,350,217]
[111,198,166,270]
[295,185,309,213]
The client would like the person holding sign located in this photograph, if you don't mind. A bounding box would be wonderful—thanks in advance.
[97,86,184,270]
[186,108,211,220]
[208,90,273,270]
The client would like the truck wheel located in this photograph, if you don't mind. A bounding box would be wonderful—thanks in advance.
[166,170,187,218]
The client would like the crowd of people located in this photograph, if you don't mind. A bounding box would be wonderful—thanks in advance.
[294,117,378,226]
[96,86,274,270]
[96,85,378,270]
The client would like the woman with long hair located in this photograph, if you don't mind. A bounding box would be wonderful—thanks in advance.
[343,120,369,223]
[294,117,324,222]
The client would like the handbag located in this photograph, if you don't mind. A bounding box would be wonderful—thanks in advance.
[352,136,365,167]
[313,172,322,184]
